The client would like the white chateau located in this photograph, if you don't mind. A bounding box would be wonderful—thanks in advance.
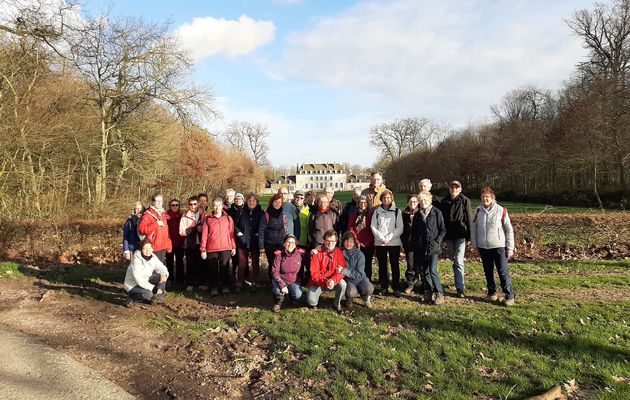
[268,163,370,193]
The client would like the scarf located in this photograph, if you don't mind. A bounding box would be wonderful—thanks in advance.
[354,209,368,231]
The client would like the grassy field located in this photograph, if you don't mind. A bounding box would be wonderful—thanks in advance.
[258,191,607,214]
[1,258,629,398]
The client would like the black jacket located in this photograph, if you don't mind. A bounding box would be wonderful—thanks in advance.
[409,206,446,255]
[235,204,263,249]
[339,200,357,233]
[259,206,288,249]
[401,207,419,252]
[439,194,473,240]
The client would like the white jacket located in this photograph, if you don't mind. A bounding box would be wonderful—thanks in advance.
[371,203,404,246]
[123,250,169,292]
[470,202,514,250]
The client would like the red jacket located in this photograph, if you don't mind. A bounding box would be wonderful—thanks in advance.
[309,247,346,288]
[200,212,236,253]
[166,210,185,249]
[138,207,172,252]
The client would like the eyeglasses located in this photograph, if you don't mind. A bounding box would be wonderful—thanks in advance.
[170,204,179,207]
[189,203,198,206]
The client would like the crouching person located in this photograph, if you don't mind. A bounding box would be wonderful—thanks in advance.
[341,232,374,309]
[307,230,347,312]
[123,239,169,307]
[271,234,306,312]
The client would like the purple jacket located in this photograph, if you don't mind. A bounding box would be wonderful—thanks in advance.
[271,248,305,288]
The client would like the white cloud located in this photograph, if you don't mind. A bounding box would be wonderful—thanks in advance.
[175,15,276,62]
[271,0,592,125]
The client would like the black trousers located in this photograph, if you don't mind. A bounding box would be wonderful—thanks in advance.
[207,250,232,289]
[375,245,401,291]
[166,247,185,284]
[361,247,375,282]
[185,247,202,285]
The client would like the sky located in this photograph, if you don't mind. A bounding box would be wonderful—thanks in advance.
[79,0,594,168]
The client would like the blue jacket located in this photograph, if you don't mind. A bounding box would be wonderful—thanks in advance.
[123,214,141,253]
[342,247,367,285]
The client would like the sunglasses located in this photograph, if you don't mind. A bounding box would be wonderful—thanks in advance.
[170,204,179,207]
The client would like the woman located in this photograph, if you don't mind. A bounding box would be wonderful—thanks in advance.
[258,193,288,279]
[371,189,404,296]
[235,193,263,292]
[166,198,184,286]
[341,232,374,309]
[410,191,447,305]
[123,201,144,261]
[401,195,420,294]
[201,198,236,296]
[228,193,245,281]
[138,193,172,264]
[471,187,516,306]
[271,234,306,312]
[348,195,375,282]
[123,239,169,307]
[179,196,202,290]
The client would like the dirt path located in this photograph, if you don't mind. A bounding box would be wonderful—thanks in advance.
[0,277,282,400]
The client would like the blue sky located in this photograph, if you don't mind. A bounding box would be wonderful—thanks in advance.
[82,0,594,168]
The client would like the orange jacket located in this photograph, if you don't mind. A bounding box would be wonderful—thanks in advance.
[309,247,346,287]
[138,207,172,252]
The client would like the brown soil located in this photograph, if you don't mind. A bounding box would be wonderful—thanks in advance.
[0,273,291,400]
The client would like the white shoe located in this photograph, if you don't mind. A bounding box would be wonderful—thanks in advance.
[186,285,194,292]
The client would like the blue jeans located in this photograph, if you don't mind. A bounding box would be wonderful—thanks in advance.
[445,238,466,291]
[479,247,514,299]
[307,280,347,308]
[416,254,443,295]
[271,280,304,301]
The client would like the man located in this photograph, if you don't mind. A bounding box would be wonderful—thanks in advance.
[307,230,347,311]
[324,186,343,216]
[439,180,473,298]
[339,187,362,233]
[197,193,209,212]
[308,194,339,247]
[138,193,172,264]
[223,188,236,212]
[361,172,387,209]
[278,186,300,239]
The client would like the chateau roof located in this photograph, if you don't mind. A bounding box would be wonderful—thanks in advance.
[297,163,344,172]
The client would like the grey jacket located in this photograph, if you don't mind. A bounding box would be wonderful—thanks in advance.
[371,203,404,246]
[470,203,514,250]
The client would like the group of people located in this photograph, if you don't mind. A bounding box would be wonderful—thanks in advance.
[122,172,516,310]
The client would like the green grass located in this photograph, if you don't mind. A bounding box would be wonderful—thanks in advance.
[146,315,228,346]
[260,191,605,214]
[0,261,24,279]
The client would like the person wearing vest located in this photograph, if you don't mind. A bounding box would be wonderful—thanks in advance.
[471,187,516,306]
[348,195,375,282]
[410,191,447,305]
[439,180,473,298]
[271,234,306,312]
[361,171,387,209]
[259,193,288,280]
[307,230,347,312]
[401,195,420,294]
[200,198,236,296]
[235,193,264,292]
[179,196,203,291]
[371,189,404,296]
[166,198,185,286]
[138,193,172,265]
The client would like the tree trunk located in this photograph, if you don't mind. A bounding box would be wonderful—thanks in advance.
[95,117,110,205]
[593,161,604,211]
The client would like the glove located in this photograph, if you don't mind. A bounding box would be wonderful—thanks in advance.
[281,286,289,295]
[201,252,207,260]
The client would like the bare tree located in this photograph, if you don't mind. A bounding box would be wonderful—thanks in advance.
[224,120,270,165]
[369,117,439,163]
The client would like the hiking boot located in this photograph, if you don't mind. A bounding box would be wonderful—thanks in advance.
[423,290,433,303]
[456,289,465,298]
[210,287,219,296]
[185,285,194,292]
[433,294,445,306]
[153,292,165,303]
[345,296,354,309]
[250,283,257,293]
[504,298,515,307]
[334,303,343,313]
[221,286,230,295]
[403,285,414,295]
[125,297,135,308]
[485,293,499,302]
[363,295,373,309]
[393,290,401,298]
[272,295,284,312]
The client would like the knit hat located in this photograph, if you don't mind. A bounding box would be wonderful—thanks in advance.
[235,193,245,201]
